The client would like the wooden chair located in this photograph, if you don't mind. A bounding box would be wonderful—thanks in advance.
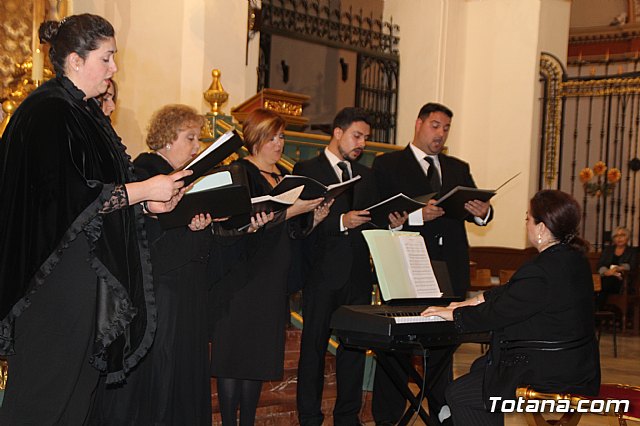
[498,269,516,284]
[593,274,618,357]
[0,357,6,390]
[469,268,494,291]
[516,384,640,425]
[606,271,640,334]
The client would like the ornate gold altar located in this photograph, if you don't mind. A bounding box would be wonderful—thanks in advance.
[0,0,64,136]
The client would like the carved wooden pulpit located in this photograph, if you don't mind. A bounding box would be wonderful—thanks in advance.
[231,88,310,130]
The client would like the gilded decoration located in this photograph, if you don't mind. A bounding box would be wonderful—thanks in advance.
[231,88,310,128]
[539,52,640,188]
[0,0,34,100]
[263,99,303,117]
[203,69,229,116]
[539,52,564,188]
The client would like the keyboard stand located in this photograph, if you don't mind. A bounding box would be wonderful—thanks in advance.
[372,343,459,426]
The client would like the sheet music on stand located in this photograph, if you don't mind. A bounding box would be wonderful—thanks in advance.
[362,230,442,301]
[398,235,442,297]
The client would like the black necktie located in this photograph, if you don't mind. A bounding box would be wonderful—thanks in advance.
[425,156,441,192]
[337,161,351,182]
[337,161,353,208]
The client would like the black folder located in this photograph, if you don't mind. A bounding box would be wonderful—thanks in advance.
[365,193,436,228]
[434,186,496,220]
[157,163,251,229]
[270,175,361,201]
[221,186,304,230]
[178,129,243,187]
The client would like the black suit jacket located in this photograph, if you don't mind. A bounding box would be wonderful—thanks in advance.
[293,153,378,293]
[455,244,600,402]
[372,146,493,296]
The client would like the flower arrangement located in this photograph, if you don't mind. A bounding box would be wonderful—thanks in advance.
[579,161,621,197]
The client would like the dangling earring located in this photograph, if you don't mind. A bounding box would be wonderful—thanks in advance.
[537,234,542,245]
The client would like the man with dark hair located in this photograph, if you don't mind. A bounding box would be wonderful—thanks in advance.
[294,107,405,425]
[371,102,492,425]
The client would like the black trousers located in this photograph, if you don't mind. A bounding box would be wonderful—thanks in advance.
[296,281,369,426]
[445,355,504,426]
[0,233,100,426]
[372,347,453,425]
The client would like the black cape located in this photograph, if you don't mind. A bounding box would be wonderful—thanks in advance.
[0,76,156,383]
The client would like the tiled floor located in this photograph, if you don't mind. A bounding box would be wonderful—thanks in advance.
[361,332,640,425]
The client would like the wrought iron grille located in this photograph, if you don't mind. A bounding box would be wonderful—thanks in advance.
[539,52,640,248]
[256,0,399,143]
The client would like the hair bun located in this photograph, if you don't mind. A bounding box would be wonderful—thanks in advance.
[38,20,61,44]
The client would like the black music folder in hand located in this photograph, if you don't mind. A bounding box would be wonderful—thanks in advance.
[222,186,305,229]
[434,186,496,220]
[178,129,243,186]
[434,172,520,220]
[365,193,436,228]
[157,163,251,229]
[252,185,304,214]
[269,175,361,201]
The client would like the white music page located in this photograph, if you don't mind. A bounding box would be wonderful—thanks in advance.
[397,235,442,298]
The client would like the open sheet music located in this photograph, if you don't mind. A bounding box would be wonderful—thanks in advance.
[398,235,442,297]
[362,230,442,301]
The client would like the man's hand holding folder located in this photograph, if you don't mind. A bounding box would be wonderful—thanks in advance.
[365,193,434,228]
[270,174,361,201]
[428,173,518,221]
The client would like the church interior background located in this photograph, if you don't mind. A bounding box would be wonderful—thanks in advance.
[2,1,640,424]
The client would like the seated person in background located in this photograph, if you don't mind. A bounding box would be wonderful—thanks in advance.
[96,78,117,117]
[423,190,600,426]
[596,226,637,310]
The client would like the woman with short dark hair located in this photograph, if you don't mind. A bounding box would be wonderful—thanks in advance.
[423,190,600,425]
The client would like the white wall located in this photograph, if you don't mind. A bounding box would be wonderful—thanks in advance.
[385,0,571,249]
[569,0,625,28]
[384,0,449,145]
[72,0,258,155]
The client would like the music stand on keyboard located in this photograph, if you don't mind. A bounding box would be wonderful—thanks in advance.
[330,231,489,425]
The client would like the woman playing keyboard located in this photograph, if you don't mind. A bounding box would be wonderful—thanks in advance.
[422,189,600,425]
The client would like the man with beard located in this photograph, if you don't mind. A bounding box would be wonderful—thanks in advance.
[371,102,492,425]
[294,107,406,426]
